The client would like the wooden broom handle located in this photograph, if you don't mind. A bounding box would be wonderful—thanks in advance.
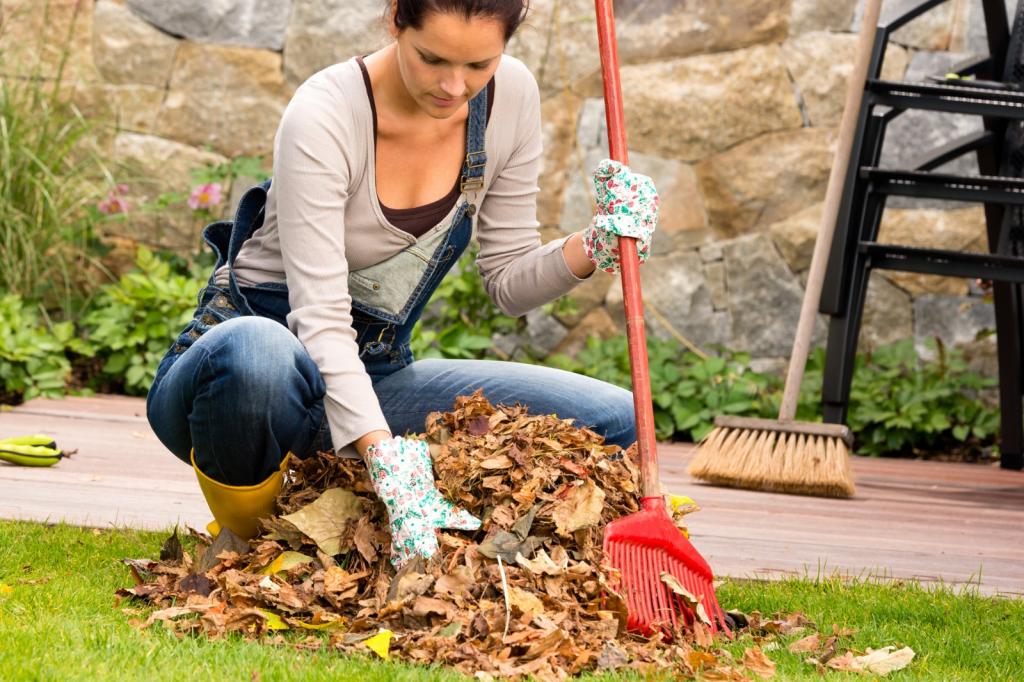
[778,0,884,421]
[595,0,660,497]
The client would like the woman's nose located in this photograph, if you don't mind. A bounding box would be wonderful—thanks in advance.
[439,72,465,98]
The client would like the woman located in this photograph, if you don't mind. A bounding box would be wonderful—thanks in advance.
[147,0,659,569]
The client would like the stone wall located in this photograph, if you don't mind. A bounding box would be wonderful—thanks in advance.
[0,0,1007,369]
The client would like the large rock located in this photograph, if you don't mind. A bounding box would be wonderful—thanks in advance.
[92,1,179,87]
[877,208,988,296]
[620,45,803,163]
[0,0,97,83]
[283,0,386,87]
[109,133,230,252]
[525,308,569,357]
[156,44,291,157]
[790,0,857,33]
[724,234,814,357]
[860,275,913,350]
[125,0,293,50]
[605,251,731,353]
[782,32,909,127]
[553,306,619,358]
[697,128,837,237]
[853,0,958,50]
[538,91,583,228]
[559,99,710,251]
[951,0,1017,54]
[72,82,166,135]
[914,295,996,361]
[769,202,822,273]
[508,0,789,97]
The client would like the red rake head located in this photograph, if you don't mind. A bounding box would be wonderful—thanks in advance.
[603,497,730,638]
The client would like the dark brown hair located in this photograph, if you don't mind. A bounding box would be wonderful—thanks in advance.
[390,0,530,41]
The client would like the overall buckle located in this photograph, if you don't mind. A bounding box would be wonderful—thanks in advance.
[460,151,486,192]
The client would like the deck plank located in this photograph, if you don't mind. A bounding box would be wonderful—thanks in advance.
[2,396,1022,596]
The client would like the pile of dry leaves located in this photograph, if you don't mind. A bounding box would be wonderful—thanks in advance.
[118,391,913,680]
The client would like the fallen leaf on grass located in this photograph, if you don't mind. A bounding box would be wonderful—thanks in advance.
[788,632,822,653]
[0,583,12,596]
[364,629,393,659]
[281,488,363,556]
[742,646,777,678]
[853,646,916,675]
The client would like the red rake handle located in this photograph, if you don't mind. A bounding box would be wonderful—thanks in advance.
[594,0,660,499]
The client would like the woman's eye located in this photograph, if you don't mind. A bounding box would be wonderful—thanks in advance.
[421,54,443,65]
[469,62,490,71]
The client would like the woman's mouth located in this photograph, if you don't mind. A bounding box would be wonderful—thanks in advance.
[430,95,459,108]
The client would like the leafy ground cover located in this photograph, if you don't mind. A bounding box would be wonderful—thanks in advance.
[1,520,1020,681]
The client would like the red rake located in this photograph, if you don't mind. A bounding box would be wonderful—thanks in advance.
[594,0,729,638]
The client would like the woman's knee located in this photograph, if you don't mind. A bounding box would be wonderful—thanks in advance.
[199,317,322,400]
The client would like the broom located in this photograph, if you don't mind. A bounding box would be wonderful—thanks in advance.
[594,0,729,636]
[687,0,886,498]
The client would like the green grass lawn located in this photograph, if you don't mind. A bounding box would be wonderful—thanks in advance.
[1,520,1021,681]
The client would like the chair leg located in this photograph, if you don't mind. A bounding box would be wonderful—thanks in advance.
[992,281,1024,470]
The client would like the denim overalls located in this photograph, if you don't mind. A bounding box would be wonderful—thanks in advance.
[147,84,636,488]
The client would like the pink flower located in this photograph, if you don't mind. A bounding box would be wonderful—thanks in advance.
[188,183,223,210]
[97,186,130,215]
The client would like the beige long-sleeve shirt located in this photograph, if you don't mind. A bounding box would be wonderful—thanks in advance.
[216,55,585,450]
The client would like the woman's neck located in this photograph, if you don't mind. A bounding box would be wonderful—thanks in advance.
[363,44,427,121]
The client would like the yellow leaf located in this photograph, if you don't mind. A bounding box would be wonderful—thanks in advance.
[261,551,314,576]
[291,618,346,631]
[364,629,393,659]
[0,583,12,596]
[281,488,364,556]
[854,646,915,676]
[257,609,289,631]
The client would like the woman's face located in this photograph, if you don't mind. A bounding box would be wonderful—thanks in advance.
[392,11,505,119]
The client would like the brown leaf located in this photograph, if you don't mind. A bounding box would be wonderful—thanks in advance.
[742,646,776,678]
[596,640,629,670]
[160,529,183,562]
[468,416,491,436]
[507,586,545,619]
[281,488,363,556]
[412,596,455,620]
[788,633,821,654]
[661,572,712,626]
[550,480,605,536]
[179,574,215,597]
[479,454,513,470]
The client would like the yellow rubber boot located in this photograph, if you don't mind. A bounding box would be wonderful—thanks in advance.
[191,450,289,539]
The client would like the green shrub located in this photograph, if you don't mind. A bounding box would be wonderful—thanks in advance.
[411,249,519,359]
[550,336,778,441]
[552,334,999,455]
[801,340,999,456]
[0,2,112,318]
[78,247,204,395]
[0,295,79,400]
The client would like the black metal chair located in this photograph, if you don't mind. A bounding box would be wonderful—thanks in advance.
[818,0,1024,469]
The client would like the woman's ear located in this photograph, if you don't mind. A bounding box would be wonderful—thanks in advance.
[386,0,401,39]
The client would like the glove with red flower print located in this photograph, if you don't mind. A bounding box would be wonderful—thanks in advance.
[582,159,660,274]
[365,436,481,569]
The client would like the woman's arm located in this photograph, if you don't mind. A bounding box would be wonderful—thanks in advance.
[273,79,392,455]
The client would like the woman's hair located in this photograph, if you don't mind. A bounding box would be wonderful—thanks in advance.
[390,0,530,41]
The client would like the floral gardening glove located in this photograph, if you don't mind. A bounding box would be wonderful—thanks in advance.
[365,436,481,569]
[582,159,660,274]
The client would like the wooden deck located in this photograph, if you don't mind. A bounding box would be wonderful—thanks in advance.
[2,396,1023,597]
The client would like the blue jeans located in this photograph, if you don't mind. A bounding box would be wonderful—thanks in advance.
[147,313,636,486]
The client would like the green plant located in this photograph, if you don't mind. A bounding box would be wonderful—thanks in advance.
[0,1,112,317]
[0,295,79,401]
[550,336,779,441]
[411,249,519,359]
[78,247,205,395]
[800,339,999,456]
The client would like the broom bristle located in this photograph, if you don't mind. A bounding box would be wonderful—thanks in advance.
[689,425,855,498]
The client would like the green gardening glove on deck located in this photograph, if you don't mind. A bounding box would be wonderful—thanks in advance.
[0,435,64,467]
[583,159,660,274]
[365,436,481,569]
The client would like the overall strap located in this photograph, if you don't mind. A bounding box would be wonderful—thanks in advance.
[226,179,273,315]
[459,86,488,194]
